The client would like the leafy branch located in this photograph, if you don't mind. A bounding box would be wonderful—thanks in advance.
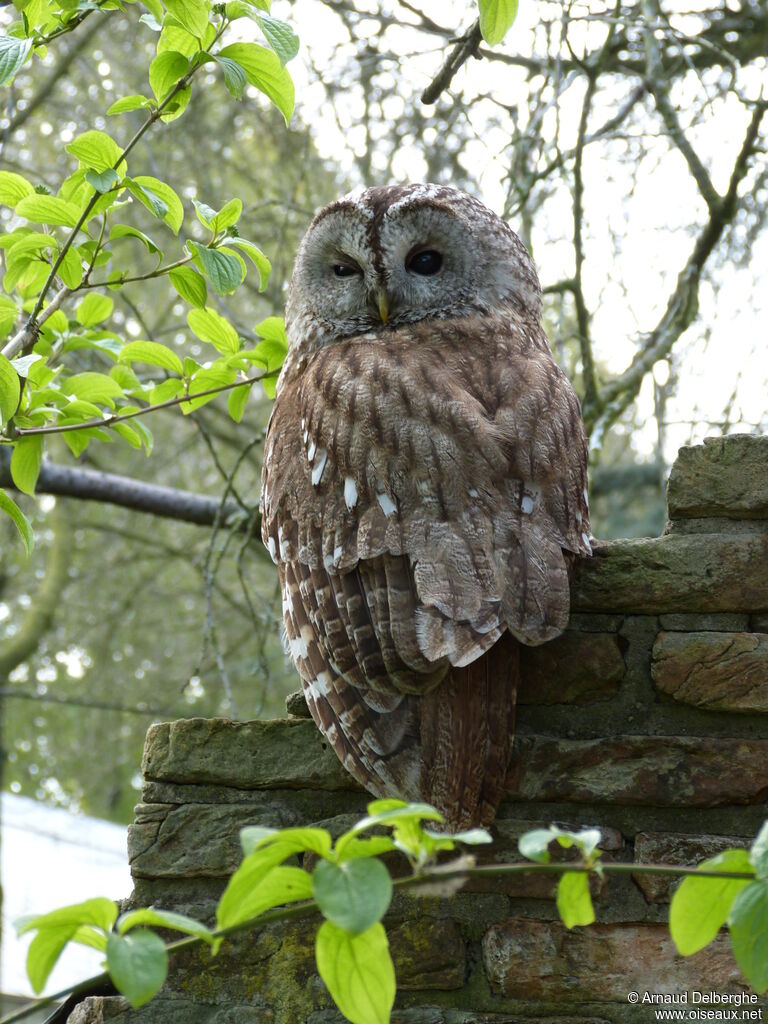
[6,807,768,1024]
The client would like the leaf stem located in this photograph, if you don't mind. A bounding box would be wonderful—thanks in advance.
[7,373,268,439]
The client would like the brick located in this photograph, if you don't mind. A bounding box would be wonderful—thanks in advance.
[390,918,466,989]
[506,736,768,806]
[652,631,768,712]
[667,435,768,520]
[141,718,359,792]
[570,533,768,614]
[519,633,624,704]
[482,918,746,1001]
[634,832,751,903]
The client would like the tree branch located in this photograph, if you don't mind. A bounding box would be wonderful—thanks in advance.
[588,97,768,441]
[0,449,243,527]
[420,19,482,105]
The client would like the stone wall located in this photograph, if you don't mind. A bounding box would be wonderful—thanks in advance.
[71,435,768,1024]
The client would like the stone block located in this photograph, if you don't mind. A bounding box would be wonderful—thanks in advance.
[142,718,360,792]
[667,435,768,520]
[389,918,466,989]
[633,831,751,903]
[659,613,750,631]
[652,631,768,712]
[571,533,768,614]
[482,918,747,1001]
[506,735,768,806]
[519,633,625,704]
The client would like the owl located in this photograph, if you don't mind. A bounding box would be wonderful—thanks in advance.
[261,184,590,829]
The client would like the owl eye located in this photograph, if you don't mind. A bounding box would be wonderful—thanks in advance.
[406,249,443,276]
[332,263,360,278]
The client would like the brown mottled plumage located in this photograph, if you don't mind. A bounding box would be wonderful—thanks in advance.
[262,184,590,829]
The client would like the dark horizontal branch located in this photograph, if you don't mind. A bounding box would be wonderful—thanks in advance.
[0,449,245,528]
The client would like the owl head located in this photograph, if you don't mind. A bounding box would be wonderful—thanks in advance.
[285,184,542,349]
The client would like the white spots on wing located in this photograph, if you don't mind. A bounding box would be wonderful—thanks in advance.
[333,543,343,563]
[289,634,308,660]
[576,510,583,524]
[300,624,315,646]
[278,524,290,559]
[583,487,590,509]
[266,441,274,463]
[311,448,328,486]
[468,488,479,498]
[582,531,592,554]
[282,587,293,617]
[344,475,358,510]
[303,429,309,445]
[267,536,277,562]
[361,332,378,341]
[377,491,397,516]
[316,670,332,690]
[521,495,534,515]
[301,417,306,432]
[307,439,316,462]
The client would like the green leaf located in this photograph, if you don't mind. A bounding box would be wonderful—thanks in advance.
[315,921,395,1024]
[217,42,294,123]
[240,826,332,859]
[751,821,768,880]
[110,223,160,254]
[76,293,114,327]
[125,179,168,221]
[165,0,210,37]
[313,859,392,934]
[158,21,215,57]
[106,930,168,1008]
[180,364,236,411]
[131,176,184,233]
[216,860,313,930]
[0,36,33,87]
[120,341,183,375]
[228,238,270,290]
[117,908,213,944]
[254,315,287,345]
[192,198,217,228]
[670,848,753,956]
[256,13,299,65]
[227,380,252,422]
[0,170,35,208]
[0,296,19,339]
[58,247,84,289]
[15,194,80,228]
[0,489,34,554]
[556,871,595,929]
[107,94,154,115]
[227,0,272,16]
[0,354,21,426]
[16,898,118,937]
[149,50,189,102]
[10,435,43,496]
[188,242,244,295]
[187,307,239,354]
[211,198,242,233]
[333,836,396,861]
[63,372,125,406]
[113,421,143,448]
[85,168,120,194]
[477,0,519,46]
[729,881,768,993]
[214,55,247,99]
[26,925,80,994]
[66,130,123,173]
[169,265,207,307]
[149,378,184,403]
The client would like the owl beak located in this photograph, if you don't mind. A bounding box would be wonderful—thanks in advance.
[375,288,390,324]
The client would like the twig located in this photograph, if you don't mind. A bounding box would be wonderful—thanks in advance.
[421,19,482,105]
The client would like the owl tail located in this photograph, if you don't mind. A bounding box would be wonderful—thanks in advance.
[419,632,519,831]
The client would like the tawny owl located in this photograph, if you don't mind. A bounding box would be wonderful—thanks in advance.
[261,184,590,829]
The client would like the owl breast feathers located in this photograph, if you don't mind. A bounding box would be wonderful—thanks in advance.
[261,184,590,829]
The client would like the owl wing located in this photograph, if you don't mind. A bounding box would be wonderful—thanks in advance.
[262,312,590,696]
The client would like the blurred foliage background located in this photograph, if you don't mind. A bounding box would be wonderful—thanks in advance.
[1,0,767,823]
